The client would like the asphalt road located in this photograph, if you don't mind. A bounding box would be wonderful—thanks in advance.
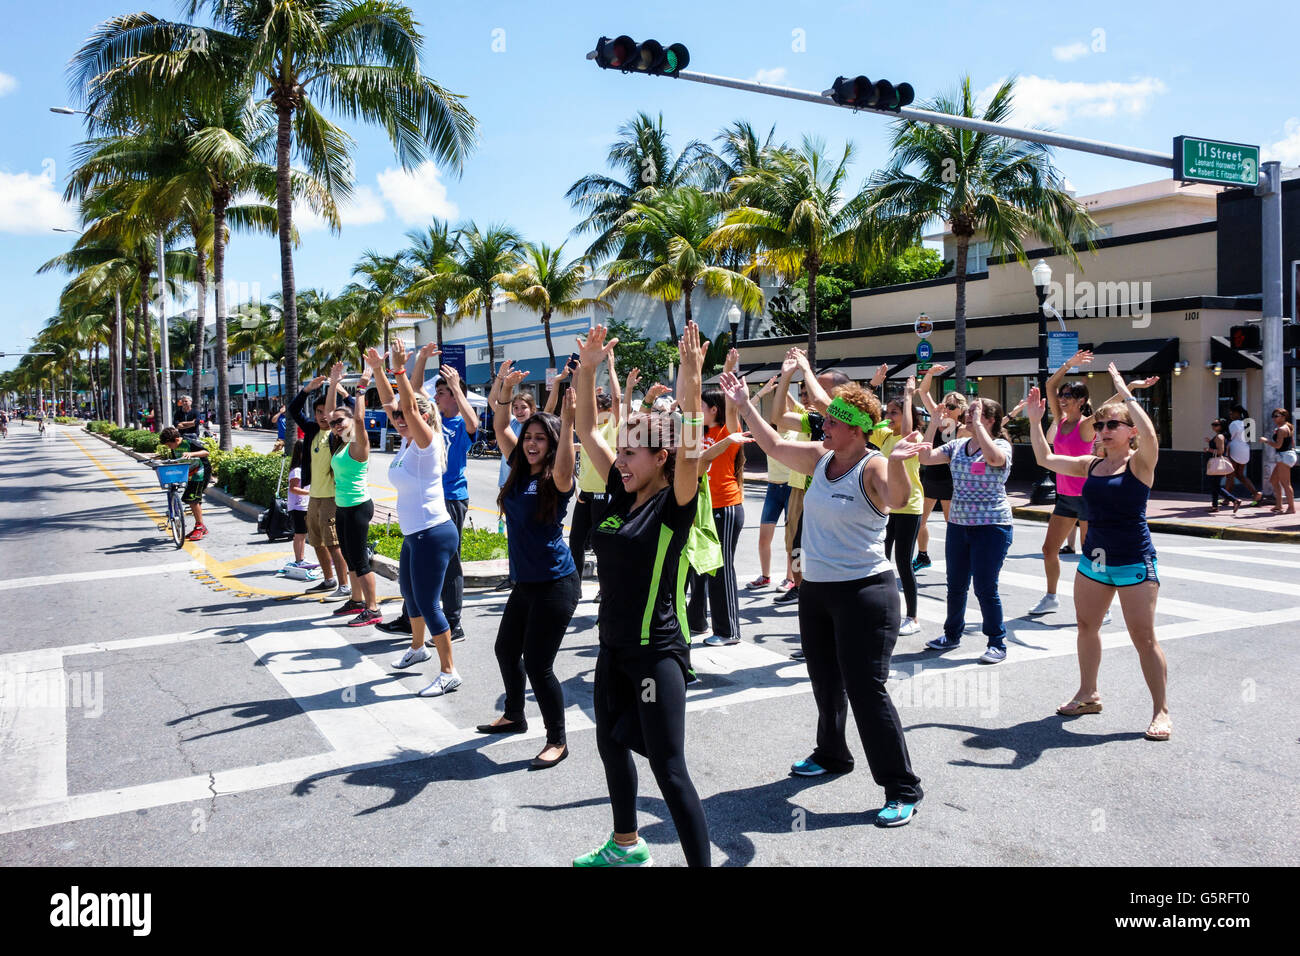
[2,421,1298,866]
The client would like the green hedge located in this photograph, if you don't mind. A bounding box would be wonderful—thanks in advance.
[107,427,160,453]
[87,420,116,435]
[53,416,80,425]
[210,444,286,507]
[367,522,508,563]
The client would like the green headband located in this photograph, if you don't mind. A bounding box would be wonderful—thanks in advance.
[826,396,892,435]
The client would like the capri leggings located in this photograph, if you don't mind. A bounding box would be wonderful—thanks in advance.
[686,504,744,639]
[797,574,923,803]
[335,499,375,576]
[495,570,582,745]
[594,644,710,867]
[884,513,921,619]
[398,521,460,635]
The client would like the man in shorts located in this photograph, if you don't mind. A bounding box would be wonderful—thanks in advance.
[157,426,211,541]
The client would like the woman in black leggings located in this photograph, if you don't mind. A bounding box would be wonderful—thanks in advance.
[475,361,581,768]
[875,379,924,635]
[572,322,710,868]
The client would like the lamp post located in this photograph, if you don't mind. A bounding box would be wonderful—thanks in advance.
[725,303,742,348]
[1030,259,1057,505]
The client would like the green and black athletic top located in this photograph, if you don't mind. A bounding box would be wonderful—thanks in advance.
[591,464,698,651]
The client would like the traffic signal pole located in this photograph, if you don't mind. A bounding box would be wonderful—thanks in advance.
[601,57,1288,488]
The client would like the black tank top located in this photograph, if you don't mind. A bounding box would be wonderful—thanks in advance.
[1277,428,1293,453]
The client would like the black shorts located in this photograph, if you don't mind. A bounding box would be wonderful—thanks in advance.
[1053,494,1090,521]
[291,509,308,535]
[922,477,952,502]
[181,468,209,505]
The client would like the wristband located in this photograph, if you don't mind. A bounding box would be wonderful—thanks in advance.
[494,400,512,408]
[641,399,654,410]
[393,367,406,376]
[681,414,703,425]
[1123,396,1138,404]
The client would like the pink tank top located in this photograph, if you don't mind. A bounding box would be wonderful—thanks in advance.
[1053,418,1092,496]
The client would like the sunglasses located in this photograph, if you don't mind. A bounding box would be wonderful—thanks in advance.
[329,418,347,426]
[1098,419,1132,431]
[943,403,960,410]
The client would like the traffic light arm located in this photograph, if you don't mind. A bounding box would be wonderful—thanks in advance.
[611,64,1175,170]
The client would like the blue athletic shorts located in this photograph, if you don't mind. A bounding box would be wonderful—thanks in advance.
[1077,552,1158,587]
[760,482,791,525]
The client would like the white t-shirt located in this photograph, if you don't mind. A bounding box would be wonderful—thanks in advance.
[1228,419,1250,464]
[287,466,310,512]
[390,438,452,535]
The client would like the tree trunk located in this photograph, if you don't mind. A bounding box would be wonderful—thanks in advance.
[142,294,161,429]
[274,99,300,459]
[806,260,820,369]
[192,247,207,413]
[663,299,679,343]
[953,233,970,393]
[485,298,497,381]
[213,195,232,451]
[130,296,141,425]
[113,289,125,425]
[683,285,694,329]
[435,305,445,351]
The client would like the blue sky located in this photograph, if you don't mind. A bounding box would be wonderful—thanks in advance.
[3,0,1299,372]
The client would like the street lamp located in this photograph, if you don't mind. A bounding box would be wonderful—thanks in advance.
[724,303,742,347]
[1030,259,1057,505]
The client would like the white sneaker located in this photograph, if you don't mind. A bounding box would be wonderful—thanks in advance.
[1102,609,1113,626]
[392,646,431,669]
[331,584,352,599]
[418,671,462,697]
[899,617,921,636]
[1028,594,1060,616]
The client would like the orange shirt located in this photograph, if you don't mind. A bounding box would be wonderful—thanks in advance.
[703,425,743,508]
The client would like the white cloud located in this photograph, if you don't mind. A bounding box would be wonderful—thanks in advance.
[375,162,457,225]
[747,67,788,86]
[0,167,76,233]
[0,72,16,96]
[1268,118,1300,167]
[1051,41,1090,62]
[981,75,1166,128]
[293,184,387,232]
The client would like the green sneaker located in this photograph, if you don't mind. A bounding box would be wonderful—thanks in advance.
[572,833,653,867]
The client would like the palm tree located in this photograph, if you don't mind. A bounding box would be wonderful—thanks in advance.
[499,242,610,400]
[72,1,478,453]
[400,222,466,351]
[453,223,523,381]
[864,76,1098,390]
[707,137,876,366]
[603,188,764,341]
[347,251,412,363]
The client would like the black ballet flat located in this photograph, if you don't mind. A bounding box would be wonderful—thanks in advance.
[475,719,528,734]
[529,745,568,769]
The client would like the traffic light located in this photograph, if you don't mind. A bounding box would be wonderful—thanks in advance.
[828,75,914,111]
[591,36,689,76]
[1229,324,1261,350]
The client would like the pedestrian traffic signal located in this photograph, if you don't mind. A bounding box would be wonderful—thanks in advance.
[591,36,689,76]
[1229,325,1261,350]
[828,75,914,112]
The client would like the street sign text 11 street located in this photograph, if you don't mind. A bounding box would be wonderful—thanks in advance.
[1174,136,1259,188]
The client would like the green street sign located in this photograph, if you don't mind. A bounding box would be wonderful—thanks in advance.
[1174,136,1259,188]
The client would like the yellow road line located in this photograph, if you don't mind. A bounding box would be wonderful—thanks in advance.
[62,432,308,599]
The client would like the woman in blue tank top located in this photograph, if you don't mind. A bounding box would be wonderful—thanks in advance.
[1025,363,1170,742]
[475,360,581,769]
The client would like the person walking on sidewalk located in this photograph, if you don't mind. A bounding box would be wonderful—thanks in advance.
[1026,366,1170,741]
[1207,419,1242,514]
[288,375,352,598]
[367,344,463,698]
[720,371,927,827]
[570,322,710,868]
[918,396,1015,665]
[1264,408,1296,514]
[324,363,381,627]
[1028,351,1096,617]
[1227,404,1262,505]
[476,361,581,768]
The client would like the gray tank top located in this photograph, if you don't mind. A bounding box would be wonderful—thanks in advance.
[799,451,892,583]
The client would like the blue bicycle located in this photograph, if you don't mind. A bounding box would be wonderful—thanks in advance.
[151,460,193,548]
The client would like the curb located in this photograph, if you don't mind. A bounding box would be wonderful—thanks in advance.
[1011,505,1300,543]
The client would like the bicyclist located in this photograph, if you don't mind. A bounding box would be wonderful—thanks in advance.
[157,426,211,541]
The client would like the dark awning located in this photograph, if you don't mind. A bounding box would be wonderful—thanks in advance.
[818,355,919,382]
[1210,335,1263,370]
[963,347,1043,378]
[891,350,985,380]
[1090,337,1179,374]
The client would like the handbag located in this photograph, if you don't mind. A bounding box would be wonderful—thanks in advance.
[1206,455,1233,477]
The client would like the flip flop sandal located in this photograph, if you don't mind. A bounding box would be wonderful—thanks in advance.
[1144,720,1172,741]
[1056,699,1103,716]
